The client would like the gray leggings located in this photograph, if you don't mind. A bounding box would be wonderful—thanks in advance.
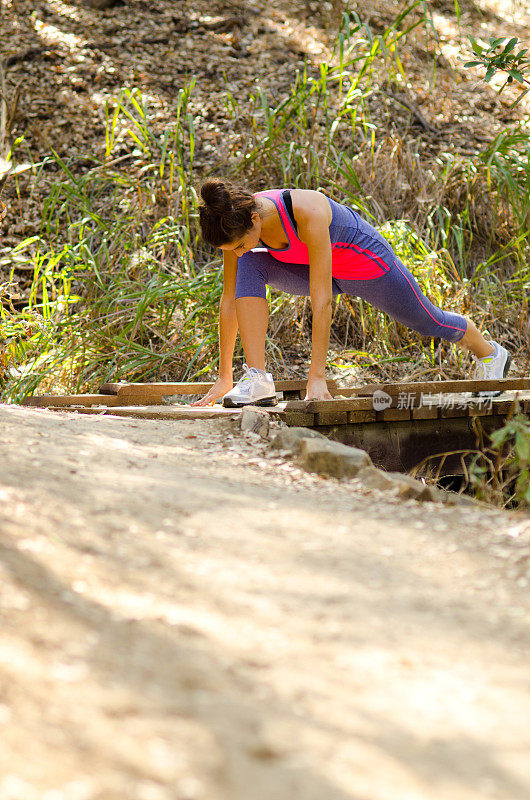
[234,250,467,343]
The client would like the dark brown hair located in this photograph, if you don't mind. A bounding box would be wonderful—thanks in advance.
[198,177,257,247]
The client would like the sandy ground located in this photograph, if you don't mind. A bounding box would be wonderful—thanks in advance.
[0,403,529,800]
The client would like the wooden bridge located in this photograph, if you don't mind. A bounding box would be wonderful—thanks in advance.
[22,377,530,474]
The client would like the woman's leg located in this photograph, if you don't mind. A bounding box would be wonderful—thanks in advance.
[234,250,323,369]
[235,297,269,371]
[456,319,495,358]
[336,257,493,355]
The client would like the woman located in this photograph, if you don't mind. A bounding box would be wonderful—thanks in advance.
[191,178,511,407]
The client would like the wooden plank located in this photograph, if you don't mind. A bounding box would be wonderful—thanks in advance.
[22,394,122,408]
[49,406,241,420]
[315,411,349,426]
[490,398,520,415]
[281,390,303,401]
[273,378,338,391]
[285,397,374,413]
[285,386,530,414]
[109,378,339,403]
[468,401,494,417]
[347,409,377,423]
[47,404,286,421]
[98,382,127,396]
[355,378,530,396]
[412,405,439,420]
[484,393,530,415]
[116,383,216,403]
[101,378,530,405]
[376,408,412,422]
[438,402,470,419]
[101,381,212,397]
[284,412,316,427]
[288,379,530,399]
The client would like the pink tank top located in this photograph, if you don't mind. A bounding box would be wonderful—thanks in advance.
[254,189,310,264]
[253,188,389,280]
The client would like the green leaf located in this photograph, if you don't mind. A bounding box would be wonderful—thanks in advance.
[516,431,530,462]
[488,37,506,51]
[507,86,530,108]
[490,428,508,447]
[484,66,496,82]
[464,60,484,68]
[510,69,525,84]
[469,37,483,56]
[503,37,519,54]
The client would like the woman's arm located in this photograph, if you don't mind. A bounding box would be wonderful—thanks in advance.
[190,251,238,406]
[218,293,239,379]
[293,191,334,401]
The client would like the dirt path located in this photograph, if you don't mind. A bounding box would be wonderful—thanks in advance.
[0,404,529,800]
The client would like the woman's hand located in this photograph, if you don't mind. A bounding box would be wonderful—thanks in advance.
[304,376,333,401]
[190,376,234,407]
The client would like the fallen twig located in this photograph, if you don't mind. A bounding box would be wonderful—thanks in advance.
[379,85,440,134]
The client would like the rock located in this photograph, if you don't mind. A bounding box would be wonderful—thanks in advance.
[425,485,448,504]
[270,426,327,453]
[238,407,270,439]
[385,472,439,502]
[356,466,400,491]
[356,467,447,503]
[298,438,372,478]
[443,491,479,507]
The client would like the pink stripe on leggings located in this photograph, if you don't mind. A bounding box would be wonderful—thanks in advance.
[392,259,466,335]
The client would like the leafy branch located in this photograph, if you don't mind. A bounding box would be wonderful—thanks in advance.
[465,35,530,106]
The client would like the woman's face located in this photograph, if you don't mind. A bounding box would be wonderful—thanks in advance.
[219,212,261,257]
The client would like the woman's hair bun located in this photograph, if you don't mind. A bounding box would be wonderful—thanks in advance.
[197,177,257,247]
[200,178,232,214]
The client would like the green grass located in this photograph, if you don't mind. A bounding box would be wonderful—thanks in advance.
[1,3,529,404]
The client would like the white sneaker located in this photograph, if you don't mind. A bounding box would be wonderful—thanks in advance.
[222,363,278,408]
[472,341,512,397]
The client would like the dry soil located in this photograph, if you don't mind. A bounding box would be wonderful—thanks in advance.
[0,404,529,800]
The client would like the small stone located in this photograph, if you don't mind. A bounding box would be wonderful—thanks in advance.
[356,467,443,503]
[270,426,327,453]
[385,472,437,502]
[239,407,270,438]
[244,430,262,441]
[443,492,479,507]
[298,438,372,479]
[356,466,397,491]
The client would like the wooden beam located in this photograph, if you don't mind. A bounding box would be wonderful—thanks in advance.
[490,398,519,415]
[286,387,530,414]
[411,405,438,420]
[352,378,530,396]
[46,404,286,421]
[99,382,127,395]
[315,410,349,425]
[439,403,469,419]
[377,408,412,422]
[347,409,377,423]
[291,378,530,399]
[469,403,493,417]
[284,411,316,427]
[285,397,374,413]
[22,394,122,408]
[99,377,339,400]
[98,378,530,407]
